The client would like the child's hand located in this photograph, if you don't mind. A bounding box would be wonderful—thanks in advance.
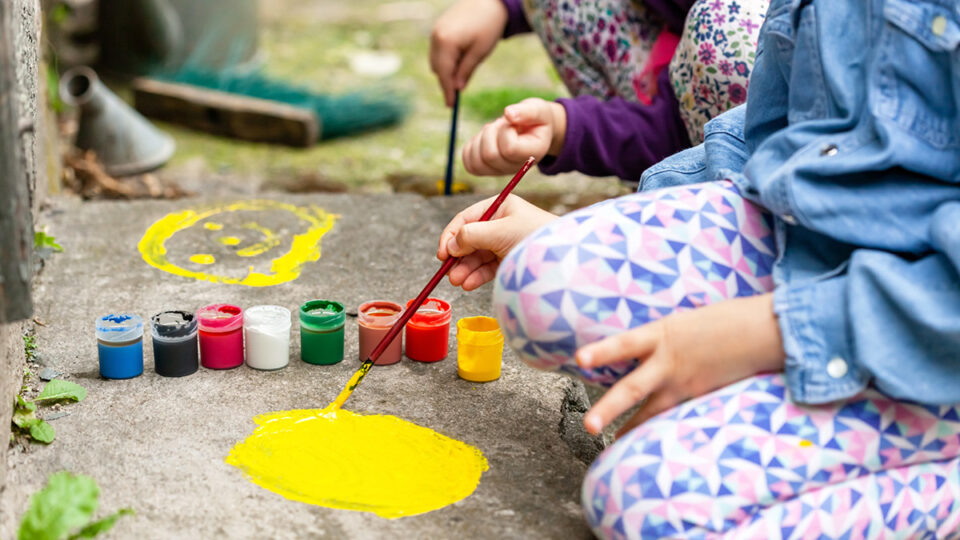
[438,194,557,291]
[430,0,508,107]
[462,98,567,176]
[576,294,786,437]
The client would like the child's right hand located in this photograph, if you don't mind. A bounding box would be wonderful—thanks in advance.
[438,194,557,291]
[430,0,508,107]
[462,98,567,176]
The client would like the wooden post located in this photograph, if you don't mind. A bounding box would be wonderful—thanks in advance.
[0,0,34,323]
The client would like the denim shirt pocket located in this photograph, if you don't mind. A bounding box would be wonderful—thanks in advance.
[874,0,960,148]
[763,0,830,123]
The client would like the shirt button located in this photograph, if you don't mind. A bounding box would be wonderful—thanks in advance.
[781,214,798,225]
[827,357,848,379]
[820,144,839,157]
[933,15,948,36]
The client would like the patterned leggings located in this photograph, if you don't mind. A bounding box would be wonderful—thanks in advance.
[522,0,768,143]
[493,181,960,539]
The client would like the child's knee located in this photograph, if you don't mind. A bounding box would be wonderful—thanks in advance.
[580,440,668,539]
[492,230,577,373]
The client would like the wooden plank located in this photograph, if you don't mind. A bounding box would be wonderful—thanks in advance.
[0,0,34,323]
[132,77,320,147]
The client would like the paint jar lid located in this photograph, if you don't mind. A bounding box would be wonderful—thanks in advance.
[197,304,243,333]
[299,300,345,331]
[245,305,292,333]
[456,316,504,346]
[96,313,144,343]
[358,300,403,328]
[151,310,198,341]
[405,298,452,327]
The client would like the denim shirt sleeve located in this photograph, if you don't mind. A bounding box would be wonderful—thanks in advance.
[776,201,960,405]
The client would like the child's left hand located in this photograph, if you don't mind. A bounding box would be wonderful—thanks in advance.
[576,293,786,437]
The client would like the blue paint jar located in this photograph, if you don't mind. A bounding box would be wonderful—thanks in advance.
[96,313,144,379]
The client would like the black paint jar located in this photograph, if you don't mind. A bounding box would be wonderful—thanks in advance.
[151,311,199,377]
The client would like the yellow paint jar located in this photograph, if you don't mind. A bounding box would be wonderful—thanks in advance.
[456,316,504,382]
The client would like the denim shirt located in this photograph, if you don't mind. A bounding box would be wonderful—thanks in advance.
[640,0,960,405]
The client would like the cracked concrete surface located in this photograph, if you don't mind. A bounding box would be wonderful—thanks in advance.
[0,192,600,539]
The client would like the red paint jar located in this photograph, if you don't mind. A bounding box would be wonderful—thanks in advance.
[357,300,404,366]
[404,298,451,362]
[197,304,244,369]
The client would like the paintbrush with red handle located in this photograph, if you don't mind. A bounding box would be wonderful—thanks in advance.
[331,156,536,409]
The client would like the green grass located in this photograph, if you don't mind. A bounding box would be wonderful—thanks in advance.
[462,87,561,120]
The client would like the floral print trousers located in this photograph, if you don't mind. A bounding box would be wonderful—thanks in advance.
[523,0,768,143]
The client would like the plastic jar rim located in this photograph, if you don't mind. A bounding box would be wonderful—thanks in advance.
[96,313,144,343]
[245,305,292,332]
[151,310,198,341]
[456,316,504,346]
[197,304,243,333]
[299,300,345,330]
[358,300,404,328]
[405,297,452,327]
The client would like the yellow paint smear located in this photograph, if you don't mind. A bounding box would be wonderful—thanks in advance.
[226,405,488,518]
[137,200,338,287]
[235,222,280,257]
[189,254,216,265]
[218,236,241,246]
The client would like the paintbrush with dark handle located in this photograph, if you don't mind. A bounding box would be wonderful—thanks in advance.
[331,156,537,409]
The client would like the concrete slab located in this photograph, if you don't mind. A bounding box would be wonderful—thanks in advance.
[0,192,600,539]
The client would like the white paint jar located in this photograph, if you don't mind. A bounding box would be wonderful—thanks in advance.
[244,305,291,370]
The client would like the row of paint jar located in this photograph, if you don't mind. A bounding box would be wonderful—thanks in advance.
[95,299,504,382]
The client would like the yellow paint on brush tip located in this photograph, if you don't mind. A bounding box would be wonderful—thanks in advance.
[226,405,489,518]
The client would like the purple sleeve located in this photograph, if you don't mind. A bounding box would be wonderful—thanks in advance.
[538,69,691,180]
[501,0,532,37]
[644,0,696,35]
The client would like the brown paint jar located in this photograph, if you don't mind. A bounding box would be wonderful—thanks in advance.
[357,300,404,366]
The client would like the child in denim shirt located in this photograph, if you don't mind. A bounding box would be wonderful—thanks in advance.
[439,0,960,537]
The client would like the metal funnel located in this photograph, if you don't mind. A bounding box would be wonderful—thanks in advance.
[60,66,175,176]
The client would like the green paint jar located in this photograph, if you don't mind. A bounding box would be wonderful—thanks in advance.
[299,300,345,365]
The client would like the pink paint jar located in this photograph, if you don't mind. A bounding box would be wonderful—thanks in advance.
[357,300,404,366]
[197,304,244,369]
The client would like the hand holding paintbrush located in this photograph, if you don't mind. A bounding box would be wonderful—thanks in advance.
[330,157,539,409]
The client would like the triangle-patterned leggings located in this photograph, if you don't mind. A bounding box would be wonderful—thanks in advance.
[493,180,960,539]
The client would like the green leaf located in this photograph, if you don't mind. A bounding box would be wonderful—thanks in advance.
[706,67,717,74]
[13,408,35,428]
[18,472,99,540]
[34,231,63,253]
[35,380,86,404]
[27,419,56,444]
[16,395,37,413]
[69,508,134,539]
[13,410,36,429]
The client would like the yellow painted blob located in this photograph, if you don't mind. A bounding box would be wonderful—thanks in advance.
[137,200,338,287]
[218,236,241,246]
[189,254,216,265]
[226,406,489,518]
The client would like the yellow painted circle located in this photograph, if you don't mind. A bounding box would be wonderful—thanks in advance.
[226,407,488,518]
[218,236,241,246]
[137,200,337,287]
